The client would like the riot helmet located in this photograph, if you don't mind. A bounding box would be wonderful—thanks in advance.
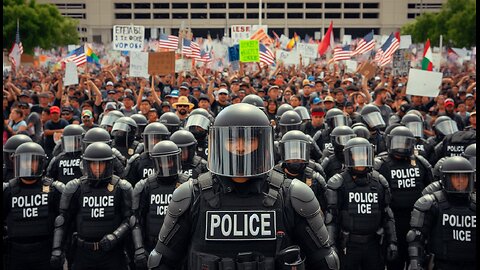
[279,130,311,163]
[330,126,356,154]
[111,116,137,147]
[325,108,348,132]
[440,156,474,195]
[278,110,302,135]
[185,108,212,141]
[3,134,32,169]
[386,126,416,157]
[351,123,370,140]
[360,104,385,130]
[170,130,197,164]
[99,110,124,132]
[242,94,266,112]
[150,140,181,177]
[463,144,476,171]
[209,103,274,177]
[293,106,311,121]
[401,114,424,138]
[83,127,112,151]
[275,104,294,121]
[82,142,114,181]
[62,124,85,153]
[344,137,374,174]
[142,122,170,154]
[131,113,148,140]
[433,116,458,138]
[159,112,182,134]
[14,142,47,179]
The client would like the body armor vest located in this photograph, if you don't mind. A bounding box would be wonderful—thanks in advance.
[53,152,83,183]
[145,176,177,240]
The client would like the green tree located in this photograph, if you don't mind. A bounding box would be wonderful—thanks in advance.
[3,0,80,54]
[401,0,476,47]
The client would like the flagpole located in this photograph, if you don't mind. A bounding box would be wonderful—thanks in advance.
[259,0,262,25]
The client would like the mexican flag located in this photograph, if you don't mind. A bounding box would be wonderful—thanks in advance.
[422,39,433,71]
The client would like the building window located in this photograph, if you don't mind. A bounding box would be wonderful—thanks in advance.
[172,13,188,19]
[247,13,259,19]
[134,13,151,19]
[363,13,379,18]
[325,3,341,9]
[153,3,169,9]
[408,3,416,9]
[153,13,170,19]
[407,13,416,19]
[210,13,226,18]
[134,3,150,9]
[288,3,303,8]
[267,3,284,9]
[344,3,360,9]
[210,3,226,9]
[56,3,86,9]
[325,13,341,18]
[344,13,360,19]
[115,13,132,19]
[229,3,244,9]
[63,13,86,19]
[81,37,88,42]
[191,3,207,9]
[305,3,322,8]
[247,3,259,8]
[229,13,244,19]
[172,3,188,9]
[82,27,87,32]
[363,3,379,9]
[288,13,303,19]
[306,13,322,19]
[191,13,207,19]
[114,3,131,9]
[267,13,284,19]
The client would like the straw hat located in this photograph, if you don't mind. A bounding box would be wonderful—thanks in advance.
[172,96,194,110]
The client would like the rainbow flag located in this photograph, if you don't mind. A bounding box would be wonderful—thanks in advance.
[286,33,299,51]
[86,45,101,67]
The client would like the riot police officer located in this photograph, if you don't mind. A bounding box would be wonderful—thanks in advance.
[169,129,208,179]
[124,122,171,187]
[3,134,33,181]
[425,116,459,164]
[430,125,476,166]
[112,116,141,160]
[242,94,266,112]
[400,113,429,158]
[274,130,328,209]
[184,108,213,160]
[313,108,348,153]
[294,106,312,133]
[131,113,148,142]
[131,141,186,269]
[320,126,356,180]
[407,156,476,270]
[99,110,125,134]
[50,142,133,270]
[4,142,64,270]
[276,110,303,140]
[159,112,182,134]
[147,103,339,270]
[359,104,387,154]
[47,124,85,184]
[351,123,370,140]
[373,126,433,270]
[325,137,398,270]
[273,103,294,132]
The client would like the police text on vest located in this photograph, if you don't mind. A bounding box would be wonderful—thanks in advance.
[12,194,49,218]
[349,192,378,214]
[83,196,114,218]
[442,214,476,241]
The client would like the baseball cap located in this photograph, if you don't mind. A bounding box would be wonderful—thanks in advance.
[324,96,335,103]
[312,97,323,105]
[231,79,239,84]
[123,94,135,101]
[444,98,455,107]
[105,102,117,111]
[374,76,381,81]
[167,90,179,98]
[346,85,359,92]
[19,90,31,98]
[198,93,210,102]
[471,111,476,116]
[343,78,354,83]
[333,87,345,94]
[107,90,117,95]
[466,93,474,99]
[192,87,202,92]
[50,106,61,114]
[303,79,311,86]
[400,103,412,113]
[268,85,279,92]
[218,88,229,95]
[61,106,74,113]
[106,81,114,86]
[82,110,93,118]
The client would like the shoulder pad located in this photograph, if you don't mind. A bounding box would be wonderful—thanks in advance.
[320,156,330,169]
[327,173,344,190]
[470,192,476,205]
[64,178,81,195]
[135,142,144,154]
[373,157,384,171]
[118,179,133,191]
[169,181,193,218]
[51,181,65,193]
[192,156,202,166]
[178,173,191,185]
[421,181,442,196]
[413,194,435,211]
[112,148,126,161]
[290,179,321,218]
[312,130,322,141]
[127,154,140,165]
[416,155,432,169]
[314,172,327,188]
[3,182,9,192]
[42,177,54,186]
[132,179,147,210]
[375,172,389,189]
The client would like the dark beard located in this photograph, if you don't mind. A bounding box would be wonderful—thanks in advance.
[179,109,188,115]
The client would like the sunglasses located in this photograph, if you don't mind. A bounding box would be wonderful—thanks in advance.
[82,115,91,119]
[176,105,189,108]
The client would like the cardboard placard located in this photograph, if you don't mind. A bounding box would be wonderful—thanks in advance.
[64,62,79,86]
[113,25,145,51]
[345,60,358,73]
[239,40,260,62]
[175,59,192,73]
[228,46,240,62]
[148,51,175,75]
[406,68,443,97]
[399,35,412,49]
[358,61,376,80]
[297,43,318,59]
[231,25,252,44]
[392,49,411,76]
[129,51,149,78]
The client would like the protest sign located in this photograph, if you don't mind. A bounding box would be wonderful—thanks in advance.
[345,60,358,73]
[431,53,442,71]
[342,35,352,46]
[275,50,290,63]
[129,51,149,78]
[231,25,251,44]
[406,69,443,97]
[175,59,192,73]
[392,49,411,76]
[113,25,145,51]
[67,45,77,52]
[399,35,412,49]
[228,46,240,62]
[148,51,175,75]
[297,43,318,59]
[284,50,300,66]
[239,40,259,62]
[358,61,376,80]
[64,61,78,86]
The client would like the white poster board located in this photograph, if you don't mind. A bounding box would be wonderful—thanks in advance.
[231,25,251,44]
[399,35,412,49]
[113,25,145,51]
[129,51,150,78]
[297,43,318,59]
[276,50,290,63]
[64,62,79,86]
[342,35,352,46]
[345,60,358,73]
[67,45,77,52]
[406,69,443,97]
[175,59,192,73]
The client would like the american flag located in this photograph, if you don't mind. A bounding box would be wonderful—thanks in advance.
[374,33,400,67]
[158,34,179,50]
[352,31,375,56]
[250,27,273,46]
[8,20,23,70]
[182,39,201,59]
[259,43,275,66]
[332,44,352,62]
[197,50,212,63]
[63,45,87,66]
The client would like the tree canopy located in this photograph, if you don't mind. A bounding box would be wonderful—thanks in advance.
[401,0,476,47]
[3,0,80,54]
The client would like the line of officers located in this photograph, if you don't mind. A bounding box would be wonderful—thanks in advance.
[3,95,476,270]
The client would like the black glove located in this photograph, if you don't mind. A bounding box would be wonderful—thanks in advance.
[134,247,148,270]
[386,243,398,262]
[99,234,118,252]
[50,249,65,269]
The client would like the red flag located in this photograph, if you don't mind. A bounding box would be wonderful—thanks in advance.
[318,21,334,55]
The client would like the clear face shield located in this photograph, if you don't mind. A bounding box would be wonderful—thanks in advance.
[100,113,121,129]
[280,140,310,163]
[84,160,113,180]
[405,122,424,138]
[295,108,311,121]
[145,134,167,153]
[363,111,386,129]
[185,114,211,131]
[328,115,348,130]
[344,145,374,168]
[152,152,181,177]
[14,153,46,178]
[112,122,132,146]
[443,172,474,194]
[435,120,458,136]
[62,135,83,153]
[208,126,274,177]
[387,135,416,156]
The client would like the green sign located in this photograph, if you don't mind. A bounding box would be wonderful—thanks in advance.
[239,40,260,62]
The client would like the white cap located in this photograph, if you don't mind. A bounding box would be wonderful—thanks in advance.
[218,88,229,95]
[344,78,354,83]
[374,76,381,81]
[106,81,114,86]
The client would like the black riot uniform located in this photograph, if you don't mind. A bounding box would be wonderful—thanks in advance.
[124,122,171,187]
[320,126,356,180]
[99,110,125,134]
[159,112,182,134]
[131,141,187,269]
[313,108,348,154]
[3,142,64,270]
[425,116,459,163]
[293,106,313,135]
[184,108,213,160]
[131,113,148,142]
[112,116,142,161]
[325,137,398,270]
[351,123,370,140]
[274,130,328,210]
[170,129,208,179]
[273,103,294,133]
[46,124,85,184]
[3,134,33,182]
[50,142,133,270]
[242,94,266,112]
[407,156,476,270]
[147,103,340,270]
[400,114,430,158]
[359,104,387,154]
[430,129,476,166]
[373,126,433,270]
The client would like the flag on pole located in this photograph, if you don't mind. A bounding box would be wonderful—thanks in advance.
[332,45,352,62]
[197,50,212,63]
[86,45,101,67]
[250,27,273,46]
[259,43,275,66]
[421,39,433,71]
[63,45,86,66]
[159,34,179,50]
[318,21,334,55]
[8,19,23,71]
[286,33,299,51]
[374,33,399,67]
[352,31,375,56]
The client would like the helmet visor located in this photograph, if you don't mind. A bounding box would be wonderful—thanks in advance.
[363,111,386,129]
[145,134,167,153]
[62,135,83,153]
[14,153,45,178]
[334,134,357,146]
[443,173,474,194]
[280,141,310,162]
[296,108,311,121]
[112,122,131,133]
[387,135,415,155]
[185,114,210,130]
[329,115,347,129]
[344,145,374,168]
[100,113,121,128]
[152,152,181,177]
[436,120,458,136]
[85,160,113,180]
[208,126,274,177]
[406,122,423,138]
